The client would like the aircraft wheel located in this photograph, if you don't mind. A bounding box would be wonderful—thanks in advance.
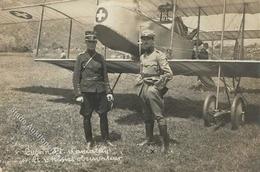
[203,94,216,127]
[231,95,246,130]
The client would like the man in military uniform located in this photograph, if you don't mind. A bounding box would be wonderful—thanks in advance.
[192,43,210,90]
[198,43,209,60]
[136,29,173,153]
[73,31,114,148]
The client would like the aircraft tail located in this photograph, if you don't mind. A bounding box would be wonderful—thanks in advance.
[94,0,193,59]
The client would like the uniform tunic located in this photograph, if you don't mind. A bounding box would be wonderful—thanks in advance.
[73,51,112,116]
[198,48,209,59]
[136,49,173,125]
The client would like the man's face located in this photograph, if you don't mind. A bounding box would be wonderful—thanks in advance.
[141,36,154,50]
[86,40,97,50]
[203,44,209,49]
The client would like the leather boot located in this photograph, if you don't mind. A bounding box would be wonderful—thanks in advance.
[138,121,154,146]
[100,114,114,146]
[158,124,169,153]
[83,117,93,149]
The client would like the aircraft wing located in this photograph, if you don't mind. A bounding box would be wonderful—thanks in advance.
[3,0,260,26]
[170,59,260,78]
[141,0,260,18]
[199,30,260,41]
[35,59,260,78]
[0,0,96,25]
[34,59,140,74]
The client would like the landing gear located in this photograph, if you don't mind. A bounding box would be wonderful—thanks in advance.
[231,95,246,130]
[203,94,216,127]
[202,64,247,130]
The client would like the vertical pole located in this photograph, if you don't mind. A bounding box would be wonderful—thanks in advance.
[220,0,226,59]
[170,0,177,56]
[36,5,45,57]
[216,64,221,109]
[67,18,73,59]
[211,40,214,59]
[240,3,246,60]
[196,7,201,59]
[137,0,142,57]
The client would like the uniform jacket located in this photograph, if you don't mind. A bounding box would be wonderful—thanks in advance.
[73,51,112,97]
[198,48,209,59]
[136,48,173,94]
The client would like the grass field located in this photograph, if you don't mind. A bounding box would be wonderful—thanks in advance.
[0,54,260,172]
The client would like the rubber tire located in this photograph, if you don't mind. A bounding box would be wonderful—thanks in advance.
[231,95,246,130]
[203,94,216,127]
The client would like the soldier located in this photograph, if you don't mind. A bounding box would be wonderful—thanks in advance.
[136,29,173,153]
[192,43,210,90]
[73,31,114,148]
[198,43,209,60]
[60,49,66,59]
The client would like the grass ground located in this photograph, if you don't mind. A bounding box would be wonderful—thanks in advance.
[0,54,260,172]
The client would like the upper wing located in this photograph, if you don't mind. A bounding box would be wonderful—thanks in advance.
[35,58,260,78]
[4,0,260,25]
[140,0,260,18]
[0,0,96,25]
[200,30,260,41]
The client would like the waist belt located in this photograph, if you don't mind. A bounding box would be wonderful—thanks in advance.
[141,73,160,78]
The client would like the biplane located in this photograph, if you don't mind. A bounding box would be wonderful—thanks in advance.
[1,0,260,130]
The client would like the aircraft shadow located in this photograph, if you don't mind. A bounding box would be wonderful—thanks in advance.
[239,88,260,94]
[13,86,75,103]
[13,86,259,126]
[189,86,260,94]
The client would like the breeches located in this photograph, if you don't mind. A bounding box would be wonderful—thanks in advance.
[80,92,109,117]
[139,83,166,126]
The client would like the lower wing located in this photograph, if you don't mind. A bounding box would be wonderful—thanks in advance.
[35,59,260,78]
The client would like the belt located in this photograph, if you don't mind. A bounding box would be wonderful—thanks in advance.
[141,73,160,78]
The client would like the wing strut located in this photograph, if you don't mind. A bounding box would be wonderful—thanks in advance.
[220,0,226,59]
[67,19,73,59]
[240,3,246,60]
[36,5,45,57]
[211,40,214,59]
[215,65,221,109]
[112,73,122,91]
[170,0,177,55]
[195,7,201,59]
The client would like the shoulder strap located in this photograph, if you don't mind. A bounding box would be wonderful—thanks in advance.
[81,53,96,71]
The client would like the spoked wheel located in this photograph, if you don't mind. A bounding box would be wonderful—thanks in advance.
[231,95,246,130]
[203,94,216,127]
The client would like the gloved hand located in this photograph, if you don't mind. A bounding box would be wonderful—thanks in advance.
[76,96,84,103]
[106,94,114,102]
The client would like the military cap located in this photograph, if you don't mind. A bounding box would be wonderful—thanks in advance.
[141,29,155,39]
[203,42,209,48]
[85,31,97,42]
